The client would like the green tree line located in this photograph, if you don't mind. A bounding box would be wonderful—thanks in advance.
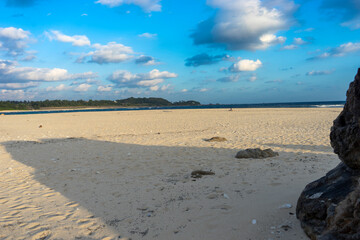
[0,97,200,110]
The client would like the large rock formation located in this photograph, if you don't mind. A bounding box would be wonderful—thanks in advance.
[330,68,360,169]
[297,69,360,240]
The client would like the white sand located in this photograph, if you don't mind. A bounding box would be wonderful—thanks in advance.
[0,108,341,239]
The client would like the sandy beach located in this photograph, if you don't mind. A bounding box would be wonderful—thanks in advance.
[0,108,341,240]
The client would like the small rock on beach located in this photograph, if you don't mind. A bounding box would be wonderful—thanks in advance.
[235,148,279,159]
[204,137,227,142]
[191,170,215,178]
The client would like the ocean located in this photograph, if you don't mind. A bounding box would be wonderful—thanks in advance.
[0,101,345,115]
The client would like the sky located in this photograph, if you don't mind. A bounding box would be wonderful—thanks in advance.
[0,0,359,104]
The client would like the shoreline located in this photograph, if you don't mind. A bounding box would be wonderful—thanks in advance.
[0,104,344,115]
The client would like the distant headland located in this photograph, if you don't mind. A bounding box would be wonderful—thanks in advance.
[0,97,201,111]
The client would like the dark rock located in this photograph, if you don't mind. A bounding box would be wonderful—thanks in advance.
[191,170,215,178]
[297,69,360,240]
[330,69,360,169]
[204,137,227,142]
[235,148,279,159]
[296,163,360,240]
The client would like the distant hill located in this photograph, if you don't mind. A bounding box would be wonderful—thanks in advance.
[0,97,201,110]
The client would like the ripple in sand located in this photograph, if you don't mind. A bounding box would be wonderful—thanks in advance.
[31,230,51,240]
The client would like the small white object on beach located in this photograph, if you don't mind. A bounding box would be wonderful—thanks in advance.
[127,153,131,156]
[223,193,229,199]
[279,203,292,209]
[252,219,257,224]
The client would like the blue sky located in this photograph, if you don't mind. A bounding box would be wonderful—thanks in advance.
[0,0,359,104]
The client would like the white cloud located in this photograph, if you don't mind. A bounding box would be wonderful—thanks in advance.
[191,0,296,50]
[97,85,113,92]
[137,78,163,86]
[181,89,188,92]
[229,59,262,72]
[0,89,28,100]
[0,81,38,90]
[108,69,177,90]
[149,85,159,91]
[0,27,29,39]
[74,83,92,92]
[0,27,31,56]
[78,42,134,64]
[46,84,72,92]
[281,37,310,50]
[308,42,360,60]
[0,59,97,83]
[293,37,307,45]
[46,30,91,46]
[135,55,159,65]
[199,88,208,92]
[95,0,161,12]
[138,32,158,38]
[331,42,360,57]
[306,70,334,76]
[160,84,170,91]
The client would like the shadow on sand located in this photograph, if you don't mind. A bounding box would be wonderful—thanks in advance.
[1,137,339,239]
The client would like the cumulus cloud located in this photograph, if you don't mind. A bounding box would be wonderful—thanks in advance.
[185,53,230,67]
[281,37,310,50]
[293,37,308,45]
[320,0,360,29]
[229,59,262,72]
[0,89,28,100]
[46,84,72,92]
[306,70,334,76]
[74,83,92,92]
[138,32,157,38]
[78,42,134,64]
[191,0,296,50]
[0,59,97,83]
[0,81,38,90]
[46,30,91,46]
[6,0,36,7]
[307,42,360,60]
[135,55,158,65]
[95,0,161,12]
[0,27,31,56]
[97,85,113,92]
[108,69,177,90]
